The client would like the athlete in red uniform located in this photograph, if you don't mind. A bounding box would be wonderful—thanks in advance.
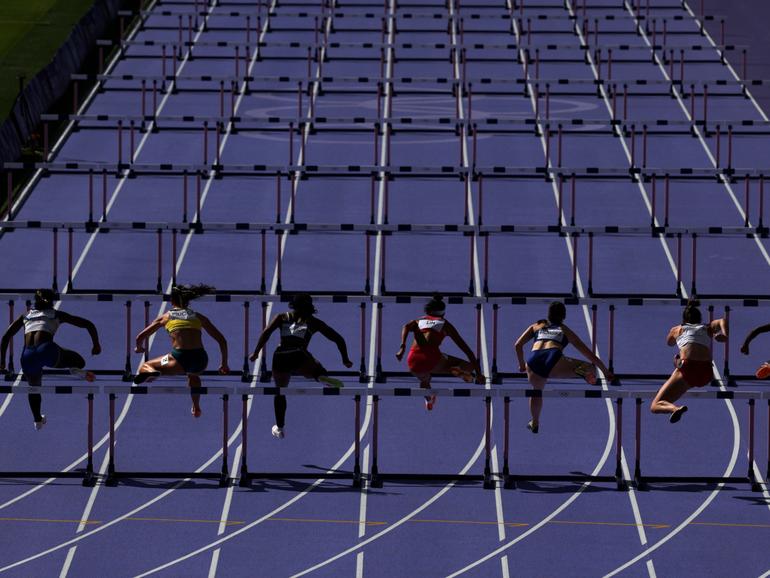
[396,295,484,410]
[652,303,727,423]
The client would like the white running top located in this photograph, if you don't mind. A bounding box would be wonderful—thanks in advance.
[675,323,710,350]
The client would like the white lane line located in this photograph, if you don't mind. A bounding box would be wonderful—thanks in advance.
[354,446,370,578]
[293,3,620,574]
[0,0,180,518]
[0,417,259,574]
[448,0,509,569]
[206,4,338,574]
[60,2,271,575]
[681,1,769,122]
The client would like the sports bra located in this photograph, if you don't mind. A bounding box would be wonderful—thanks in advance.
[280,313,314,346]
[411,315,447,349]
[166,308,202,334]
[534,323,568,346]
[24,309,60,336]
[676,323,710,350]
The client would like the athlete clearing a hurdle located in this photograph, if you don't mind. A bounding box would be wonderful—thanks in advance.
[249,294,354,439]
[133,284,229,418]
[0,289,101,430]
[396,294,484,411]
[515,301,613,433]
[651,303,727,423]
[740,322,770,379]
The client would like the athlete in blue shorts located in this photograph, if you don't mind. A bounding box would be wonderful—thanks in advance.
[514,302,613,433]
[0,289,101,430]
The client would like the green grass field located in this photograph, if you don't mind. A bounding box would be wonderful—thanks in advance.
[0,0,96,122]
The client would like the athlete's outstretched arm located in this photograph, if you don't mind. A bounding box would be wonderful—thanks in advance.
[58,312,101,354]
[316,320,353,367]
[710,317,728,343]
[0,315,24,370]
[514,324,536,372]
[740,322,769,354]
[198,313,229,373]
[562,325,613,379]
[249,314,283,362]
[135,315,166,353]
[396,320,422,360]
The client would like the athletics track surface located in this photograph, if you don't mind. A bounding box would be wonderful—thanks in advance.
[1,0,770,576]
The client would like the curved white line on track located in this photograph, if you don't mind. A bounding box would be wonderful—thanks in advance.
[603,391,740,577]
[288,3,621,574]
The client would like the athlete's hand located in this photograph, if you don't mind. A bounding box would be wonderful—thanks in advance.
[219,364,229,375]
[474,373,486,385]
[518,362,526,373]
[395,345,405,361]
[604,371,616,382]
[248,351,258,363]
[92,343,102,356]
[342,358,354,368]
[740,343,750,355]
[135,343,145,354]
[715,334,727,343]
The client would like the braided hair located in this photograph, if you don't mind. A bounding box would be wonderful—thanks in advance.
[33,289,56,310]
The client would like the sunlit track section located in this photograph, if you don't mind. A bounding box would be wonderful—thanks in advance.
[58,2,261,575]
[447,0,509,574]
[446,0,639,573]
[355,0,395,573]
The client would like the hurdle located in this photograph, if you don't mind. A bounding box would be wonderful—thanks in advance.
[0,384,98,486]
[367,386,495,489]
[236,386,363,488]
[501,389,626,490]
[103,385,232,487]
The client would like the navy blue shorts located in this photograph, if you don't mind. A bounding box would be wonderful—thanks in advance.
[526,348,563,379]
[21,341,62,378]
[170,348,208,374]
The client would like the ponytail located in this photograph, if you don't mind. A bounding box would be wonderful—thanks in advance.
[171,284,215,307]
[424,293,446,316]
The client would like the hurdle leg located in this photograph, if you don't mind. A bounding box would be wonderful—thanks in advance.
[220,394,230,487]
[239,394,251,487]
[106,393,118,486]
[749,399,760,491]
[353,395,362,488]
[370,395,382,488]
[615,398,626,490]
[634,397,645,490]
[503,396,514,489]
[483,396,494,489]
[83,393,96,487]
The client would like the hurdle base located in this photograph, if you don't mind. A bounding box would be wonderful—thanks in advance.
[238,471,361,488]
[0,471,91,482]
[504,474,626,491]
[104,471,231,487]
[635,475,758,491]
[368,472,488,488]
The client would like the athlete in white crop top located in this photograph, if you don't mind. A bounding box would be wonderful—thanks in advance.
[651,304,727,423]
[515,302,614,433]
[0,289,101,430]
[250,294,353,438]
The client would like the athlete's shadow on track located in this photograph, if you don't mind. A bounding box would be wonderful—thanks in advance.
[115,479,230,491]
[733,495,770,506]
[241,479,375,494]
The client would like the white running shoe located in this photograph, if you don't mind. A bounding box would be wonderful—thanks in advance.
[271,425,285,439]
[33,415,47,431]
[69,368,96,382]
